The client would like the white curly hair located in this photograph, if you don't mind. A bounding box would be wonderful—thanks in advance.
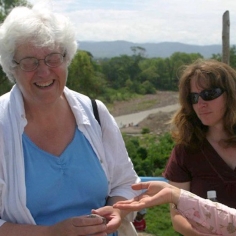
[0,1,78,82]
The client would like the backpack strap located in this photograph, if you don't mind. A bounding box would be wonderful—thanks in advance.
[91,99,101,126]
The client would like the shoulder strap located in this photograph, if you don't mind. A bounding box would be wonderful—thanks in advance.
[91,99,101,126]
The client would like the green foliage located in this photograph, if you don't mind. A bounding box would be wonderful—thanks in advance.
[0,59,13,94]
[123,135,139,159]
[67,50,107,98]
[123,132,179,235]
[0,0,30,21]
[101,87,135,104]
[142,81,156,94]
[123,132,174,177]
[141,127,150,134]
[145,205,180,235]
[0,76,13,94]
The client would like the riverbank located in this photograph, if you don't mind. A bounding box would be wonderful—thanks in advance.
[109,91,179,135]
[115,103,179,127]
[109,91,179,117]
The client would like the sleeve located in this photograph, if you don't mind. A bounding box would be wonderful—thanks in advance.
[96,100,141,199]
[177,189,236,235]
[0,125,6,227]
[162,145,192,182]
[96,100,141,223]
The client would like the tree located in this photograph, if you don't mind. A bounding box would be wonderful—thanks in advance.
[131,46,146,58]
[211,46,236,69]
[229,46,236,69]
[67,50,106,98]
[0,0,30,22]
[167,52,203,90]
[101,55,133,89]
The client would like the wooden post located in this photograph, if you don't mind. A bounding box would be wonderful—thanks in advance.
[222,11,230,64]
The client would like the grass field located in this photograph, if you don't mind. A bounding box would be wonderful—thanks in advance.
[144,204,181,236]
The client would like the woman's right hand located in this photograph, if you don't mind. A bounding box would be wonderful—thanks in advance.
[48,215,107,236]
[113,181,181,211]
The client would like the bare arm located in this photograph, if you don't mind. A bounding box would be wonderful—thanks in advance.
[0,223,49,236]
[0,216,107,236]
[114,181,236,235]
[112,181,204,236]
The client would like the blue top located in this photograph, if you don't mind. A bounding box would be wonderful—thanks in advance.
[23,128,109,226]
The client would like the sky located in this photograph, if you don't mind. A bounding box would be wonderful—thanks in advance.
[28,0,236,46]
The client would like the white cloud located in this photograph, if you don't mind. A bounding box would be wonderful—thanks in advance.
[28,0,236,45]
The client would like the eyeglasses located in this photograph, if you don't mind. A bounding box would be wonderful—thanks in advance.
[13,53,66,72]
[189,88,225,104]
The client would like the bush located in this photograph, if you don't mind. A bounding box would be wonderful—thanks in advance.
[141,127,150,134]
[123,132,179,235]
[124,132,174,176]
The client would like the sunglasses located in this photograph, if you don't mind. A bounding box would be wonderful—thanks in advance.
[189,88,225,104]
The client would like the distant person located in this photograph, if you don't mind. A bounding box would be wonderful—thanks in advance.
[132,208,146,231]
[162,59,236,235]
[0,2,140,236]
[114,181,236,235]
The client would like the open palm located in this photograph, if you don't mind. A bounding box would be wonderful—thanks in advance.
[113,181,175,211]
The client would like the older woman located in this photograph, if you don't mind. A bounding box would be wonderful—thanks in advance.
[0,3,140,236]
[163,59,236,235]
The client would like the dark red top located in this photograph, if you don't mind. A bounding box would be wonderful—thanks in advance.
[163,140,236,208]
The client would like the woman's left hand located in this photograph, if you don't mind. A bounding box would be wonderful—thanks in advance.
[91,206,122,234]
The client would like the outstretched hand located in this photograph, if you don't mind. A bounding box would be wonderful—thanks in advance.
[113,181,180,211]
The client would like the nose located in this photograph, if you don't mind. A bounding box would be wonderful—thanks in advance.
[197,96,206,106]
[36,59,50,76]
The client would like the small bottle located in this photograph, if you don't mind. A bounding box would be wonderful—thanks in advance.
[207,190,217,202]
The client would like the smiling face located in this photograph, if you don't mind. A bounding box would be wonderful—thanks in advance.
[190,77,227,128]
[12,44,68,108]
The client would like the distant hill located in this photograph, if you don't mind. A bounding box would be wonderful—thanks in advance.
[78,40,222,59]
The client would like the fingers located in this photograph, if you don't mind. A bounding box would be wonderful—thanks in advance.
[72,216,106,227]
[87,214,107,224]
[131,182,149,190]
[91,207,113,225]
[72,216,107,235]
[91,206,122,235]
[113,201,146,211]
[112,192,146,207]
[50,216,107,236]
[113,196,146,210]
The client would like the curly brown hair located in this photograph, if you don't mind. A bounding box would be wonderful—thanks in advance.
[171,59,236,148]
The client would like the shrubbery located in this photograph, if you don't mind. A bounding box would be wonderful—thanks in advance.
[123,132,180,235]
[123,132,175,177]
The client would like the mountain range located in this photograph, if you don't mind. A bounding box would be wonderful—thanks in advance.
[78,40,223,59]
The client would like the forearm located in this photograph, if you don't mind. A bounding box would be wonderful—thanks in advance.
[0,217,107,236]
[170,207,203,236]
[177,189,236,235]
[0,222,50,236]
[170,188,213,235]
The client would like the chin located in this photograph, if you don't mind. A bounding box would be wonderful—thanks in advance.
[200,120,211,126]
